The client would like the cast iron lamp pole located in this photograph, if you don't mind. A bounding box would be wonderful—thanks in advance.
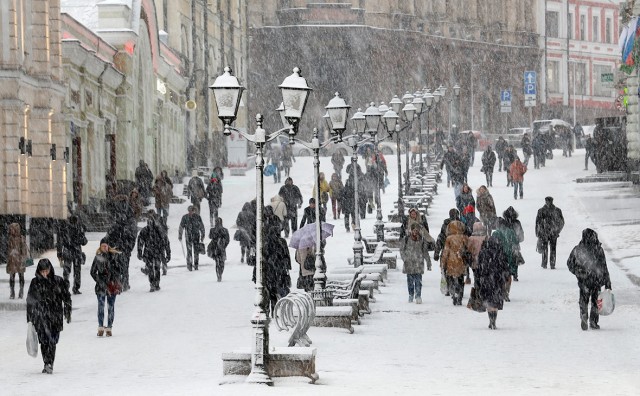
[210,66,311,386]
[423,92,434,167]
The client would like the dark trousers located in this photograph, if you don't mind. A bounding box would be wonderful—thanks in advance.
[146,259,161,288]
[498,156,503,171]
[62,256,82,292]
[343,208,356,231]
[97,294,116,328]
[214,257,225,280]
[446,275,465,302]
[331,197,341,219]
[119,253,131,290]
[208,201,219,227]
[39,329,60,367]
[406,274,423,299]
[578,283,599,325]
[485,170,493,187]
[585,152,592,169]
[283,212,298,237]
[541,238,558,268]
[513,181,523,198]
[186,237,199,270]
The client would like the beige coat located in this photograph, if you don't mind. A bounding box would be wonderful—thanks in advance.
[295,246,316,277]
[6,223,27,275]
[270,194,288,222]
[440,220,469,277]
[466,222,488,269]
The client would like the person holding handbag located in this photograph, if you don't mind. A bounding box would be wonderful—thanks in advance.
[26,258,72,373]
[6,223,28,299]
[90,239,122,337]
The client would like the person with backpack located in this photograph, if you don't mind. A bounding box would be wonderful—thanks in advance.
[208,217,230,282]
[137,212,171,292]
[26,259,72,374]
[567,228,613,330]
[56,215,87,294]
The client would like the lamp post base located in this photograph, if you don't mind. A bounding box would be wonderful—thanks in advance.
[374,220,385,242]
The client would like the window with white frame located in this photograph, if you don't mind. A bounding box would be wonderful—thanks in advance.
[593,64,613,97]
[546,11,559,38]
[547,61,560,93]
[592,16,599,42]
[569,62,587,96]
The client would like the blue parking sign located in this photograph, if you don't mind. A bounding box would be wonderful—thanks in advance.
[524,71,537,95]
[501,90,512,102]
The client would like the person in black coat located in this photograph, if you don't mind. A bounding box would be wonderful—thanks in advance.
[346,162,367,218]
[259,223,291,316]
[532,132,546,169]
[178,205,206,271]
[535,196,565,269]
[26,259,71,374]
[567,228,612,330]
[502,145,517,187]
[494,136,507,172]
[235,201,256,264]
[476,235,510,330]
[56,215,87,294]
[299,198,326,228]
[481,145,496,187]
[105,217,137,292]
[502,206,524,281]
[91,239,123,337]
[340,175,356,232]
[208,217,230,282]
[205,175,223,228]
[278,178,303,238]
[137,212,171,292]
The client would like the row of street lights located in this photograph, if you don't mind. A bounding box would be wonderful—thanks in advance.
[210,65,461,385]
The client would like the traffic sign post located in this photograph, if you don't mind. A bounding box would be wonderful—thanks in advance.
[524,70,537,107]
[500,89,512,113]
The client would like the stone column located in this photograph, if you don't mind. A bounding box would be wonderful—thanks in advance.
[627,4,640,172]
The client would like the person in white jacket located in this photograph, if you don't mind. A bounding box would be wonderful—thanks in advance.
[270,193,288,234]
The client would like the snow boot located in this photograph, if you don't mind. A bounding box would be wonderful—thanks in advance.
[415,297,422,304]
[105,328,112,337]
[43,364,53,374]
[9,278,15,299]
[97,327,104,337]
[488,312,497,330]
[19,279,24,299]
[580,315,588,331]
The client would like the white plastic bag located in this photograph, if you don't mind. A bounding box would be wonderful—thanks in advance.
[440,270,448,295]
[597,289,615,316]
[26,322,39,358]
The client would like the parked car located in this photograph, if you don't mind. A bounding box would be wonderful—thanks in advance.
[503,127,532,147]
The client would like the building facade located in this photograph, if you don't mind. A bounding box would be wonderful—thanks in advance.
[0,0,67,258]
[247,0,541,136]
[540,0,624,124]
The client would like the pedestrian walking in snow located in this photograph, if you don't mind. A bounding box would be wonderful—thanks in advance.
[299,198,326,228]
[137,212,171,292]
[456,183,475,216]
[532,132,546,169]
[400,224,431,304]
[434,208,460,272]
[476,235,510,329]
[56,215,87,294]
[466,222,488,278]
[295,246,315,292]
[331,150,345,178]
[268,143,283,184]
[205,169,223,228]
[521,133,532,166]
[312,172,331,212]
[90,239,123,337]
[135,160,154,206]
[282,144,295,177]
[503,145,517,187]
[510,156,527,200]
[278,178,303,238]
[481,145,496,187]
[329,173,343,220]
[440,220,469,305]
[260,222,291,315]
[153,174,172,222]
[535,197,565,269]
[208,218,230,282]
[476,186,497,234]
[7,223,28,299]
[584,135,594,170]
[26,259,71,374]
[567,228,613,330]
[187,171,206,213]
[178,205,206,271]
[502,206,524,281]
[235,201,256,264]
[269,192,288,234]
[493,218,519,301]
[104,216,137,292]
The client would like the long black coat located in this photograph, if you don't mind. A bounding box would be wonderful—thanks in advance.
[535,203,565,241]
[476,237,510,310]
[278,184,303,215]
[262,230,291,297]
[208,224,230,261]
[56,218,87,261]
[481,149,496,173]
[340,177,356,213]
[106,221,137,256]
[567,228,612,289]
[235,202,256,248]
[206,180,223,208]
[26,265,71,336]
[137,223,171,263]
[178,213,206,242]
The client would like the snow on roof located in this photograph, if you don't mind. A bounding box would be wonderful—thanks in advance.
[61,0,99,31]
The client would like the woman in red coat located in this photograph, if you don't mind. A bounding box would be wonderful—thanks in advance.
[509,156,527,200]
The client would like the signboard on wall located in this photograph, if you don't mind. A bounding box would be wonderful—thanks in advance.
[226,128,248,176]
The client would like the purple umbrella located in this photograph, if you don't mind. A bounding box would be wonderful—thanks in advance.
[289,222,334,250]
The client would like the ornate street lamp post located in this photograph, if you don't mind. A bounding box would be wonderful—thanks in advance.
[400,92,416,196]
[210,66,311,385]
[423,92,434,167]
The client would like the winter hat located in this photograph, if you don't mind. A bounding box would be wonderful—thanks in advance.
[100,237,108,246]
[309,198,315,204]
[36,258,54,277]
[449,208,460,220]
[463,205,475,215]
[545,196,554,204]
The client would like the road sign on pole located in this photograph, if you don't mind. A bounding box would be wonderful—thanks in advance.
[500,89,512,113]
[524,70,537,107]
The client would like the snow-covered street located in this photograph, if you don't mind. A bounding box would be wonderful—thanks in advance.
[1,148,640,395]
